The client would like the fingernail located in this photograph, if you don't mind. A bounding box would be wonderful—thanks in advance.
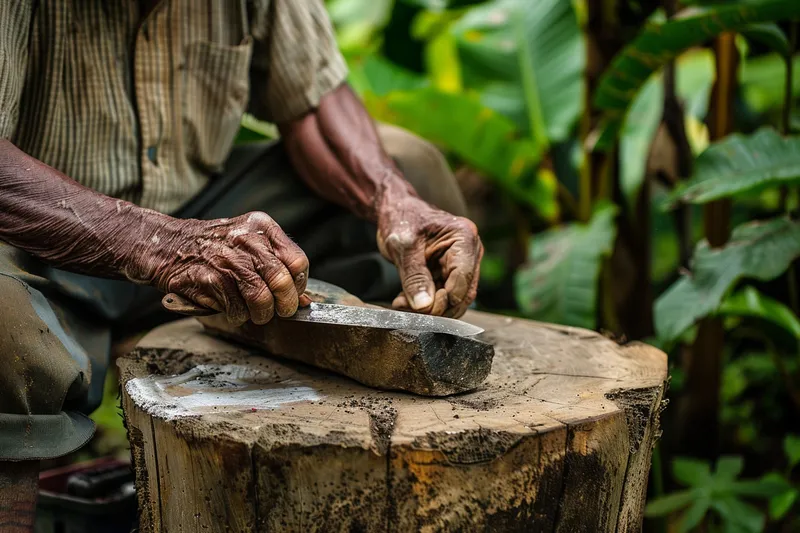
[412,291,433,309]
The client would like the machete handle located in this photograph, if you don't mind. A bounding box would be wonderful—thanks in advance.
[162,279,367,317]
[162,293,217,316]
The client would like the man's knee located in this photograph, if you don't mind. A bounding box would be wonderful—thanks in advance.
[0,274,95,460]
[376,123,469,218]
[0,275,87,415]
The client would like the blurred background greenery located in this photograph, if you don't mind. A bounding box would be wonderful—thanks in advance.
[87,1,800,531]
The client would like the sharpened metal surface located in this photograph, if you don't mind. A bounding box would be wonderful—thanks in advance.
[287,302,484,337]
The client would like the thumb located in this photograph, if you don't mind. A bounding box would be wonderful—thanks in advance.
[395,242,436,312]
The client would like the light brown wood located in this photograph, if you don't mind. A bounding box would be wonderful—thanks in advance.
[120,310,668,532]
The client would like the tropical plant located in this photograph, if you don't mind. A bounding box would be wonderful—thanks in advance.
[645,456,789,533]
[235,2,800,530]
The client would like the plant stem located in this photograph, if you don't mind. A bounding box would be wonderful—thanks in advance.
[557,181,580,220]
[783,22,799,316]
[677,32,738,460]
[780,22,797,212]
[790,267,799,316]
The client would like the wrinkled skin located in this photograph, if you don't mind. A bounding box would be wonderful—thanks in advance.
[141,212,311,326]
[0,82,481,325]
[377,195,482,318]
[282,84,483,318]
[0,142,307,326]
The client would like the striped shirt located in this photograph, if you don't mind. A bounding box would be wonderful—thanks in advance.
[0,0,348,214]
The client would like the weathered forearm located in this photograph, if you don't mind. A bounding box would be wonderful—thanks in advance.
[0,139,173,281]
[0,140,310,324]
[278,83,417,223]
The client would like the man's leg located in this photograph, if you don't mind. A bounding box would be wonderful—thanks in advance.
[0,462,38,532]
[0,245,120,531]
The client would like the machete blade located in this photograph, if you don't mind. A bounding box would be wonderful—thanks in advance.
[286,302,484,337]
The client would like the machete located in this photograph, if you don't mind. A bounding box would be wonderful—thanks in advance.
[161,279,494,396]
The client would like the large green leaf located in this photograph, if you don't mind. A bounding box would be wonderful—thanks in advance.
[327,0,393,51]
[655,216,800,342]
[593,0,800,150]
[668,128,800,206]
[740,23,791,57]
[718,286,800,338]
[514,203,617,328]
[450,0,584,144]
[364,87,558,220]
[619,49,715,209]
[346,54,429,97]
[742,53,800,114]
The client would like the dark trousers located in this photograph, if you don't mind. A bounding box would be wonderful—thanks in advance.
[0,125,467,461]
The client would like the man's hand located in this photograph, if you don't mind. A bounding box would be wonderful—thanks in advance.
[279,84,483,318]
[130,212,310,326]
[377,195,483,319]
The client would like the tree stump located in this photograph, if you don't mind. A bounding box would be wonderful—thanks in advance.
[119,311,668,533]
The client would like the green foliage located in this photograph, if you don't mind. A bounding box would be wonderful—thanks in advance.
[785,434,800,470]
[655,217,800,342]
[741,53,800,114]
[593,0,800,150]
[450,0,584,144]
[646,456,787,533]
[668,128,800,206]
[234,114,278,144]
[740,23,791,57]
[327,0,393,51]
[514,203,617,329]
[619,50,715,209]
[719,286,800,337]
[347,54,430,96]
[363,87,559,219]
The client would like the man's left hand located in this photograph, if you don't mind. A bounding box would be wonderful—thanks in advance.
[377,194,483,319]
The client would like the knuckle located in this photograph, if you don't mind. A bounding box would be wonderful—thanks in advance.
[385,231,415,255]
[456,218,479,236]
[267,270,296,294]
[403,271,429,291]
[245,211,275,228]
[285,251,309,274]
[244,284,274,307]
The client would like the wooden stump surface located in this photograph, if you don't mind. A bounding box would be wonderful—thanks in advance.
[119,310,668,533]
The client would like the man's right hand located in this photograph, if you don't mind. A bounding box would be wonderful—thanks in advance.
[0,141,308,326]
[129,212,310,326]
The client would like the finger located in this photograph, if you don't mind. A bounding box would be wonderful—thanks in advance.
[255,253,300,318]
[234,269,275,325]
[196,269,249,326]
[444,242,483,319]
[442,238,481,308]
[431,288,448,316]
[264,225,310,297]
[234,215,310,299]
[299,293,312,307]
[392,293,410,310]
[385,235,436,313]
